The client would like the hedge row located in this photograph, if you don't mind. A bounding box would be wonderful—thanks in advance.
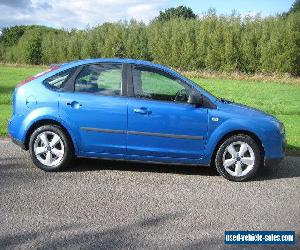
[0,12,299,75]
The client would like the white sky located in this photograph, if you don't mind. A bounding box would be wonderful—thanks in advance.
[0,0,168,29]
[0,0,293,29]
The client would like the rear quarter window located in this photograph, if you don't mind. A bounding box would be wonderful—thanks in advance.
[43,67,76,90]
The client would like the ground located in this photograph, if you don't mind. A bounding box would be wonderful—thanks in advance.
[0,140,299,249]
[0,64,299,154]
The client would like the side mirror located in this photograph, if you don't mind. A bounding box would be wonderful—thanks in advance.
[187,92,203,107]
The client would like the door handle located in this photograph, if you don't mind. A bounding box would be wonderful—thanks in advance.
[134,107,152,115]
[66,101,82,109]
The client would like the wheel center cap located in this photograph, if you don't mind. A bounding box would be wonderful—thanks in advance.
[46,146,51,151]
[236,156,241,161]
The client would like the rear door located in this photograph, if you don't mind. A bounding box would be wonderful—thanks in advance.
[126,65,208,159]
[59,63,128,154]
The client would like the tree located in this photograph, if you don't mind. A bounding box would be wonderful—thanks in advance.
[289,0,300,14]
[0,26,27,47]
[0,12,299,75]
[15,29,43,64]
[0,25,57,47]
[155,6,196,22]
[240,16,263,73]
[123,20,148,59]
[281,0,300,17]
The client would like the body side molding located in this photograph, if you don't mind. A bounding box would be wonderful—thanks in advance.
[80,127,204,140]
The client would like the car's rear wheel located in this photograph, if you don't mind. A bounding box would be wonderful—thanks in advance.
[214,134,261,181]
[29,125,73,171]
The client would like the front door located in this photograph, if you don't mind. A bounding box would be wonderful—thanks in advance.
[127,65,208,159]
[59,63,127,154]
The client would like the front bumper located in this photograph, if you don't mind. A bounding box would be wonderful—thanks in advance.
[263,129,285,167]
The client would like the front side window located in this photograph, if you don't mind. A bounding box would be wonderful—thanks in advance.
[132,66,190,102]
[75,64,122,96]
[43,67,75,90]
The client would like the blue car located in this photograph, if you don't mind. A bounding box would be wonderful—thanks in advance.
[8,58,285,181]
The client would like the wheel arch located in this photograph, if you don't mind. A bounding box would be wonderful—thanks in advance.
[24,119,76,153]
[209,130,265,167]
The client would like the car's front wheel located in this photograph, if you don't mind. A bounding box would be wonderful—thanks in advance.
[29,125,73,171]
[214,134,261,181]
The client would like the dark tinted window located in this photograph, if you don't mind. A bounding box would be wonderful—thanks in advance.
[43,67,75,90]
[75,64,122,96]
[132,66,190,103]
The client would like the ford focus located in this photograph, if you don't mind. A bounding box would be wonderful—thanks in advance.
[8,58,285,181]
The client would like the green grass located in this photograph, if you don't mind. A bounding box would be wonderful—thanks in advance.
[0,64,299,155]
[0,64,46,135]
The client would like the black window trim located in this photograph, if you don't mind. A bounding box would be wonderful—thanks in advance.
[63,66,82,92]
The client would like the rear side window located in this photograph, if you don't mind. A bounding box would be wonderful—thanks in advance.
[43,67,75,90]
[74,64,122,96]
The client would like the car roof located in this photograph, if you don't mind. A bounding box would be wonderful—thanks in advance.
[62,58,168,71]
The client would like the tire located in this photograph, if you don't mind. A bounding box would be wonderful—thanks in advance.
[29,125,73,171]
[214,134,261,182]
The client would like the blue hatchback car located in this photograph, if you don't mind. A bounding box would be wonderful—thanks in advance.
[8,58,285,181]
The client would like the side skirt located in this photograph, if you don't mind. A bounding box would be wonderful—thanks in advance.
[77,151,210,167]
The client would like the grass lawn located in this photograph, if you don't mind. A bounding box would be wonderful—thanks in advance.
[0,64,46,135]
[0,64,299,155]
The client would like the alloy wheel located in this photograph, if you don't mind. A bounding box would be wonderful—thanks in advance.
[33,131,65,167]
[222,141,255,177]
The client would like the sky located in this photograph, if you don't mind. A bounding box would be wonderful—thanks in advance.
[0,0,295,29]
